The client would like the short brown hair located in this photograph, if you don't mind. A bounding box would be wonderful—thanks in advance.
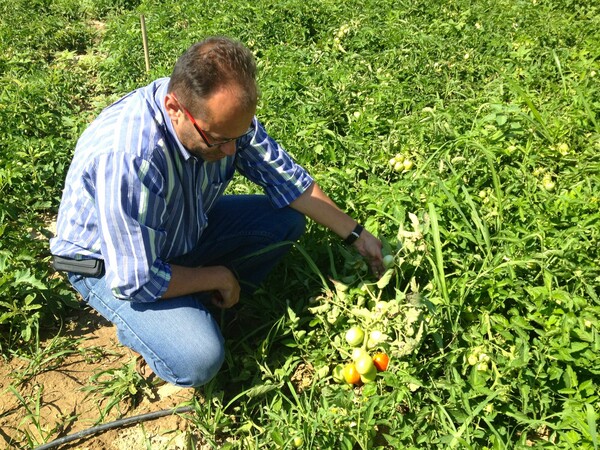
[168,36,258,117]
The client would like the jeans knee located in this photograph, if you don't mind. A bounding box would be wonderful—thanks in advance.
[153,339,225,388]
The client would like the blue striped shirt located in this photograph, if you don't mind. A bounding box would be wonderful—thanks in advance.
[50,78,313,303]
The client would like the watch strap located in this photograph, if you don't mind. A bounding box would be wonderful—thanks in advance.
[344,223,364,245]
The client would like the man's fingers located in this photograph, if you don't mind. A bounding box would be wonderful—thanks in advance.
[211,290,239,309]
[371,261,385,278]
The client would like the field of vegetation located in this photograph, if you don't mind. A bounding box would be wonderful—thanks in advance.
[1,0,599,447]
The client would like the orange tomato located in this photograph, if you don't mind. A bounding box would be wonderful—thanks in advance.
[342,363,361,385]
[372,352,390,372]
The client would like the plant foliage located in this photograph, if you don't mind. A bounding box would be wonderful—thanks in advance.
[1,0,599,447]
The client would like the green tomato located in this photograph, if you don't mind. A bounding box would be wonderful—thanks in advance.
[352,348,369,361]
[543,178,555,191]
[293,437,304,447]
[367,330,384,349]
[382,254,395,269]
[345,326,365,347]
[557,143,569,154]
[354,352,375,375]
[360,364,378,383]
[366,337,378,350]
[332,364,345,383]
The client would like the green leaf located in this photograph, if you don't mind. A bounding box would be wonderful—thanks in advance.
[376,269,394,289]
[245,383,282,399]
[570,342,589,353]
[564,365,578,389]
[271,430,284,446]
[586,404,598,450]
[13,269,46,290]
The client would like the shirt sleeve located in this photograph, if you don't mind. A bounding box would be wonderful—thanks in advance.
[235,119,314,208]
[94,152,171,302]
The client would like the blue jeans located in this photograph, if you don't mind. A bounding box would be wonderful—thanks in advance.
[68,195,306,387]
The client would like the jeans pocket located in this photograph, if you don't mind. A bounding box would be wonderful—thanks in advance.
[82,276,101,292]
[68,272,101,301]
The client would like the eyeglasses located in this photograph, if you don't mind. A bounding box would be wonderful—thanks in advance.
[172,93,253,148]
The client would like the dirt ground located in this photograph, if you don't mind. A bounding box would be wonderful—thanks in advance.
[0,307,202,450]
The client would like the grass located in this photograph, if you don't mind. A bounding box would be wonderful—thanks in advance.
[0,0,599,447]
[83,356,156,422]
[7,384,64,448]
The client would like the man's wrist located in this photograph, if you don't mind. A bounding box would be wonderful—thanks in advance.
[344,223,364,245]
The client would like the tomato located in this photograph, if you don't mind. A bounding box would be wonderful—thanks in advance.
[293,437,304,447]
[332,364,345,383]
[345,326,365,347]
[542,176,555,191]
[366,337,378,350]
[354,353,375,375]
[342,363,361,385]
[382,254,395,269]
[372,352,390,372]
[367,330,385,349]
[352,348,368,361]
[557,143,569,154]
[360,364,378,383]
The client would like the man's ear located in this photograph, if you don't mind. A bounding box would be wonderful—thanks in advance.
[164,94,181,123]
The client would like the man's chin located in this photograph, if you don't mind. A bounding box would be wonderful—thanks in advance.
[201,154,226,162]
[188,149,224,162]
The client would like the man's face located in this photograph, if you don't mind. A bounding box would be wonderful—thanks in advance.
[166,86,256,161]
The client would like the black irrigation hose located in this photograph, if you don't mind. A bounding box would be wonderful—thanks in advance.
[34,406,195,450]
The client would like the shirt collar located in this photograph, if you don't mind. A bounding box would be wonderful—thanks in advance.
[153,78,196,161]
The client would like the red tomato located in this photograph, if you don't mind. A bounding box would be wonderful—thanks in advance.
[373,353,390,372]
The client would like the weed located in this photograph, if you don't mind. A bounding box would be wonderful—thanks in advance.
[7,384,76,448]
[11,332,104,386]
[83,357,155,422]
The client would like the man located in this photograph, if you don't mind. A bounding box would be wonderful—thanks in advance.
[50,36,383,387]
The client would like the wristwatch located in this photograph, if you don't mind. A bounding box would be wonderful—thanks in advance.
[344,223,364,245]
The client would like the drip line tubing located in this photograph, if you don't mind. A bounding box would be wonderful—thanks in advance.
[34,405,195,450]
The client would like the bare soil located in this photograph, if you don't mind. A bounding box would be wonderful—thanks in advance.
[0,307,201,450]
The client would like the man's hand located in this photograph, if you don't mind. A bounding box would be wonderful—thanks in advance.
[210,267,241,309]
[289,182,386,278]
[353,229,385,278]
